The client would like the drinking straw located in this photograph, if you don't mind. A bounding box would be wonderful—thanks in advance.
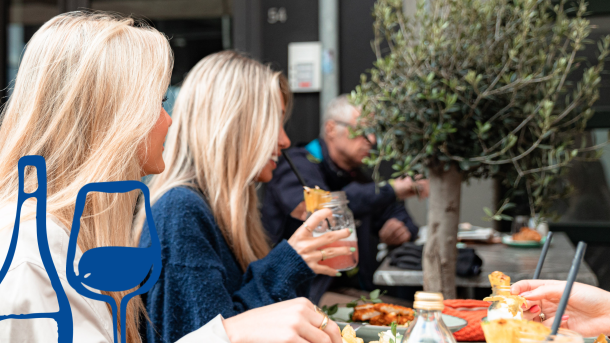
[282,151,307,187]
[533,232,553,279]
[281,150,334,230]
[550,241,587,335]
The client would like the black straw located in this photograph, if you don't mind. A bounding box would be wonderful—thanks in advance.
[533,232,553,279]
[282,151,307,187]
[550,241,587,335]
[281,150,335,231]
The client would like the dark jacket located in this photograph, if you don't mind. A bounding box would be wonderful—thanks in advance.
[139,187,315,343]
[262,138,418,304]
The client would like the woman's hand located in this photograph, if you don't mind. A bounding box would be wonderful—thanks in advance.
[512,280,610,337]
[222,298,342,343]
[288,209,353,277]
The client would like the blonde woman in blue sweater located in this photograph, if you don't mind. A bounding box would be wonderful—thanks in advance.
[0,12,341,343]
[138,51,354,343]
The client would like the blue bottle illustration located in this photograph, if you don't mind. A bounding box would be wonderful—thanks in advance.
[66,181,162,343]
[0,156,74,342]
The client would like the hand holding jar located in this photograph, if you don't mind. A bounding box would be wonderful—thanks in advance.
[303,189,359,272]
[287,208,354,276]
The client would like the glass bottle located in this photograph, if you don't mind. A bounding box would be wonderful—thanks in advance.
[0,156,73,339]
[308,191,358,271]
[402,292,456,343]
[487,285,523,321]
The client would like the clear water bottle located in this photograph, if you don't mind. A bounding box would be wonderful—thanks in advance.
[402,292,456,343]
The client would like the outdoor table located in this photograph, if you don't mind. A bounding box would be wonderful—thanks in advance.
[373,232,599,289]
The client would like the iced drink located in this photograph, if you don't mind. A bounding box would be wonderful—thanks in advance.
[316,235,359,271]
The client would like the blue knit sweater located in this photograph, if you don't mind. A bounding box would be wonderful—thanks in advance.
[139,187,315,343]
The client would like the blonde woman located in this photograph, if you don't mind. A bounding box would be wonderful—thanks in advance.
[138,51,354,343]
[0,12,342,343]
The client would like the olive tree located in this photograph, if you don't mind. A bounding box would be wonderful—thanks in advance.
[352,0,610,298]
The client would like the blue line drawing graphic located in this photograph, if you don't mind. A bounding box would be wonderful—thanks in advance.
[0,156,161,343]
[66,181,162,343]
[0,156,74,342]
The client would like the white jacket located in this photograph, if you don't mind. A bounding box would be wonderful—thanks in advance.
[0,204,230,343]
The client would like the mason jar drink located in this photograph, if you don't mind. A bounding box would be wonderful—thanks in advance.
[482,319,583,343]
[306,190,358,271]
[487,285,523,321]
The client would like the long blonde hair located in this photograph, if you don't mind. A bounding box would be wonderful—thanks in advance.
[0,12,173,343]
[143,51,292,270]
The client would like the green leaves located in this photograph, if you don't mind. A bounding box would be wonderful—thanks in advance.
[346,300,359,308]
[390,321,398,343]
[354,0,609,221]
[343,289,386,312]
[322,304,339,316]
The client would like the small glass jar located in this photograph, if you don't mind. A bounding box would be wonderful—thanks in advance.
[402,292,456,343]
[307,191,358,271]
[487,285,523,321]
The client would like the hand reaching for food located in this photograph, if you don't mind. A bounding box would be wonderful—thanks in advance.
[222,298,342,343]
[511,280,610,337]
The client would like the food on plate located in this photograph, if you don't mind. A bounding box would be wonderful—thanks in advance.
[594,334,608,343]
[303,186,330,213]
[352,303,414,326]
[375,303,414,316]
[512,227,541,242]
[369,312,411,326]
[341,324,364,343]
[481,318,550,343]
[369,329,404,343]
[483,271,526,318]
[351,305,381,322]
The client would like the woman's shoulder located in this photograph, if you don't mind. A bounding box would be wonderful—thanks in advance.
[145,188,232,267]
[149,187,221,241]
[0,205,114,342]
[155,186,208,209]
[0,204,73,275]
[153,186,215,219]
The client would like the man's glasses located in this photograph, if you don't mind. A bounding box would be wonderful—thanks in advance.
[333,120,374,145]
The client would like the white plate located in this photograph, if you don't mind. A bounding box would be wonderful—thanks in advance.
[333,307,468,342]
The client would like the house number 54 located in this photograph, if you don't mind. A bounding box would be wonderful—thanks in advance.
[268,7,287,23]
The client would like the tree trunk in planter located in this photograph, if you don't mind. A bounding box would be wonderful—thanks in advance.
[423,163,462,299]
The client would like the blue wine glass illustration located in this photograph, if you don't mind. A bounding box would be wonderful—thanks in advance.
[0,156,73,343]
[66,181,161,343]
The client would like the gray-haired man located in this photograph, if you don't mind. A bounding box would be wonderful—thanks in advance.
[262,95,428,304]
